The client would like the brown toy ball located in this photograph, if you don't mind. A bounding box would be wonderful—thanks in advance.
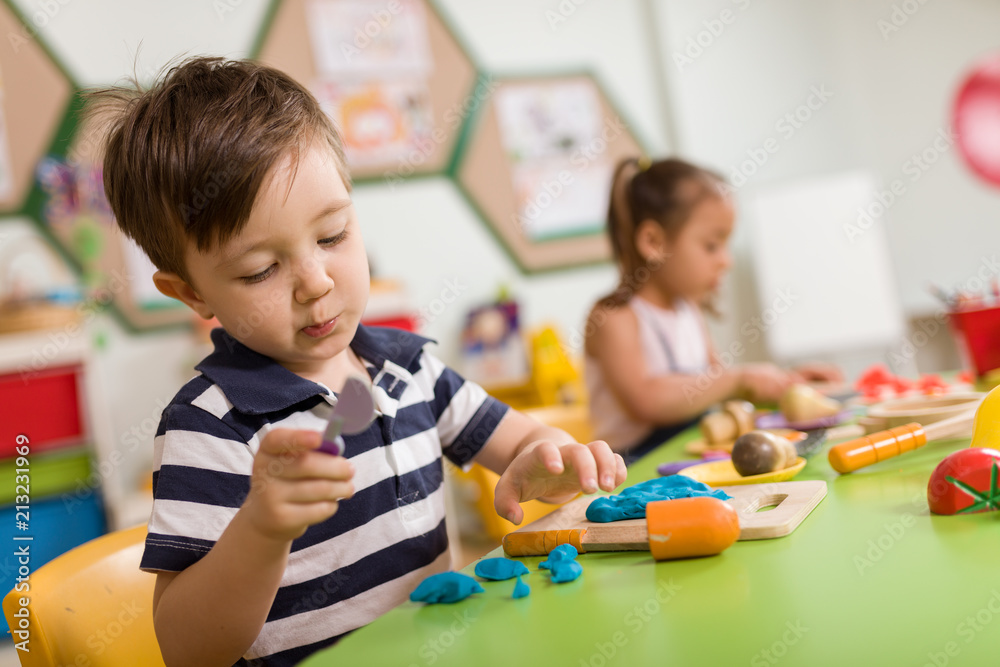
[732,431,797,476]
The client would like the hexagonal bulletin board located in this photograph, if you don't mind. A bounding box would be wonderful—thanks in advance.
[455,74,644,272]
[257,0,478,184]
[0,0,193,331]
[6,0,649,335]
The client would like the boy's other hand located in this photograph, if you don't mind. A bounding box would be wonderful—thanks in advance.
[494,440,627,525]
[243,428,355,543]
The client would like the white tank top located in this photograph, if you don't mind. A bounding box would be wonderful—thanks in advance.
[585,296,709,451]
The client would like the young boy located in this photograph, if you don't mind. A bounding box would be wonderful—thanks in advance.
[87,57,627,667]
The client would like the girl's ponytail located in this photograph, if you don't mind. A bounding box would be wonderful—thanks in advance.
[601,157,644,308]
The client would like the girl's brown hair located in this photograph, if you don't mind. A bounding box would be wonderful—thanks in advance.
[600,157,726,308]
[83,56,350,282]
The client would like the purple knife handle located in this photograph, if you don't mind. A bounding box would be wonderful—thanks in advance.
[658,460,701,476]
[318,434,345,457]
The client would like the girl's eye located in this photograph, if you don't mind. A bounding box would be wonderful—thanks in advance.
[319,230,348,247]
[240,265,275,285]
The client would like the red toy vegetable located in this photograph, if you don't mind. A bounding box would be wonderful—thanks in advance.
[927,448,1000,515]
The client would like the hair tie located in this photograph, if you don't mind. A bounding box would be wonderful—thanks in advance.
[637,156,651,171]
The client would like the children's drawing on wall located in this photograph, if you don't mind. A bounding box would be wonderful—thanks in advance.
[495,80,612,242]
[307,0,434,168]
[460,299,529,387]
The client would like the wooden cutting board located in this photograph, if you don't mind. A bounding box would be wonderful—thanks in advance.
[502,480,827,556]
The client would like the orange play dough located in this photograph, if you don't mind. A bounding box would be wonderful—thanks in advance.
[645,497,740,560]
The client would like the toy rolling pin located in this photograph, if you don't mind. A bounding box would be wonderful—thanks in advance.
[827,410,976,473]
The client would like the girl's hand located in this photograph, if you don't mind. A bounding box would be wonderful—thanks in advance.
[792,362,844,384]
[241,429,355,542]
[493,440,627,525]
[738,363,796,403]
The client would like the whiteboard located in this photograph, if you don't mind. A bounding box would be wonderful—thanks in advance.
[744,171,906,361]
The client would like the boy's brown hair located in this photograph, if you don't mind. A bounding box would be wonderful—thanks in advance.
[85,56,350,282]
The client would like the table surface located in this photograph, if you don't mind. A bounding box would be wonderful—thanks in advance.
[302,427,1000,667]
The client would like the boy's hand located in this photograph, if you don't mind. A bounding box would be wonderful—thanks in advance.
[242,429,355,543]
[493,440,627,525]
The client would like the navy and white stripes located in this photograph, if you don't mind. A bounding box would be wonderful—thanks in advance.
[140,325,508,666]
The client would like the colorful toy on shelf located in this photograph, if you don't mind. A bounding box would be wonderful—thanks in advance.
[927,448,1000,515]
[779,384,841,423]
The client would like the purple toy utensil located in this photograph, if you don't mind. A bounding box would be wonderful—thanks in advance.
[319,376,377,456]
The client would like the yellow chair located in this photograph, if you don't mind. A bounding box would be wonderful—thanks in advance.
[458,402,595,541]
[2,524,165,667]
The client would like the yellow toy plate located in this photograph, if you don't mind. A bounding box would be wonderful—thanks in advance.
[679,457,807,487]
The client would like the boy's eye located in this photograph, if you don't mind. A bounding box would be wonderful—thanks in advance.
[319,230,348,247]
[240,264,276,285]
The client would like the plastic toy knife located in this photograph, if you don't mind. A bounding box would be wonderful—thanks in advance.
[319,376,377,456]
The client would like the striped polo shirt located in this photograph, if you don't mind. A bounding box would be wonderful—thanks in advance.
[140,325,509,666]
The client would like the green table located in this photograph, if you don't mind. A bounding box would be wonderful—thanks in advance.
[303,428,1000,666]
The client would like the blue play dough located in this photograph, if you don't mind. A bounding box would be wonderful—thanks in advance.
[550,560,583,583]
[409,572,484,604]
[586,476,731,523]
[539,544,579,570]
[475,557,530,581]
[512,575,530,598]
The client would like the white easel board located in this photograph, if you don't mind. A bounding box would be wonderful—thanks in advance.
[744,171,905,360]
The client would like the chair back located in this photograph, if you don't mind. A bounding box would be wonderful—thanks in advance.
[2,524,165,667]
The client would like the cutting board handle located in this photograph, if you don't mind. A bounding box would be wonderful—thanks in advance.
[502,528,587,557]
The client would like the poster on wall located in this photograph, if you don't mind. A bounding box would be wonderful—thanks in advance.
[495,80,612,242]
[306,0,435,168]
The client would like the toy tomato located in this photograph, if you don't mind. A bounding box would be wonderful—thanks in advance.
[927,448,1000,515]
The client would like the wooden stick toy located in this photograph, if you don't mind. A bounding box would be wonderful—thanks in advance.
[827,409,977,474]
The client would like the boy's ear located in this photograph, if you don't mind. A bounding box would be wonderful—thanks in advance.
[153,271,214,319]
[635,219,669,263]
